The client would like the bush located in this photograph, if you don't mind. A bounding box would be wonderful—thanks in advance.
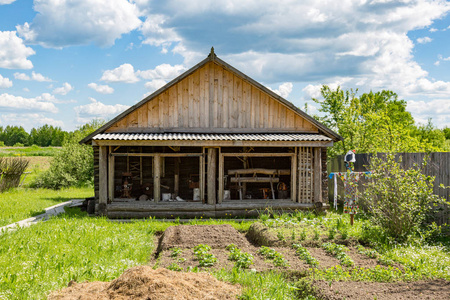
[32,120,103,189]
[13,142,24,147]
[0,157,29,192]
[361,153,448,241]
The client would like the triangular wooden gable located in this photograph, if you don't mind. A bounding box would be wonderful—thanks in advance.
[106,60,318,134]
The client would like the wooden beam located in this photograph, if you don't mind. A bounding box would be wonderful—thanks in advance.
[111,153,202,157]
[174,157,180,197]
[230,177,280,183]
[99,146,108,214]
[154,154,161,202]
[94,140,334,148]
[314,147,322,203]
[218,148,224,204]
[207,148,217,205]
[108,147,115,203]
[291,147,297,203]
[200,150,205,203]
[228,168,290,175]
[222,153,295,157]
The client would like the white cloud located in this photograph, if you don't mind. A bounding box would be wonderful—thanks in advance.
[100,64,139,83]
[416,37,432,44]
[23,88,29,92]
[74,98,130,123]
[16,0,141,48]
[302,84,322,100]
[269,82,293,99]
[0,113,64,131]
[52,82,73,95]
[88,83,114,94]
[0,0,16,5]
[14,71,52,82]
[137,64,186,80]
[144,79,167,91]
[0,31,35,69]
[0,74,12,88]
[0,93,58,113]
[140,14,181,53]
[407,99,450,128]
[429,28,438,32]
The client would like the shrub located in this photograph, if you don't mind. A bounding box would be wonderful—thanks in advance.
[361,153,449,241]
[0,157,29,192]
[32,120,104,189]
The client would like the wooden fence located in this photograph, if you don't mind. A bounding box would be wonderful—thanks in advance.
[328,152,450,226]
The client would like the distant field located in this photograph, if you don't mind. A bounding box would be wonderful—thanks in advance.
[0,146,61,157]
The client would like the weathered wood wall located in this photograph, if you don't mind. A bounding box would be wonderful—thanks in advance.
[106,61,318,133]
[93,146,99,200]
[328,152,450,226]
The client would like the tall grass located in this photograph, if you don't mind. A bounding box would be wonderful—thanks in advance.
[0,157,29,192]
[0,146,61,157]
[214,268,298,299]
[0,186,93,227]
[0,209,155,300]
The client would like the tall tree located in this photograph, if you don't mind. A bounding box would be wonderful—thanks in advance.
[312,85,442,156]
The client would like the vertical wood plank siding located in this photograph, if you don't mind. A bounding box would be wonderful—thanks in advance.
[105,62,319,133]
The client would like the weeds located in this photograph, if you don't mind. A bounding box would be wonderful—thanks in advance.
[258,246,289,268]
[193,244,217,267]
[292,244,319,267]
[322,242,354,267]
[227,244,254,269]
[167,263,183,271]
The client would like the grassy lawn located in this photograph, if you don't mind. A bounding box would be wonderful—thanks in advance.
[0,187,93,227]
[0,146,61,157]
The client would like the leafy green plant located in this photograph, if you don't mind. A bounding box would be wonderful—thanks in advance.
[356,245,378,259]
[170,247,182,257]
[292,244,319,267]
[361,153,449,241]
[291,229,296,241]
[227,244,254,269]
[193,244,216,267]
[313,228,320,240]
[328,228,336,240]
[322,242,354,267]
[300,229,307,241]
[167,263,183,271]
[277,231,285,242]
[258,246,289,267]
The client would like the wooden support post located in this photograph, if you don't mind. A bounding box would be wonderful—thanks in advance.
[99,146,108,214]
[174,157,180,197]
[207,148,217,205]
[314,147,322,203]
[108,146,115,203]
[200,151,205,203]
[297,148,302,203]
[218,150,224,204]
[154,154,161,202]
[291,147,297,202]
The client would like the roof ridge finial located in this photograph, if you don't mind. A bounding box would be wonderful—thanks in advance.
[208,46,216,60]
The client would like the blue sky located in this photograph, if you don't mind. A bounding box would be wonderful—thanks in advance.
[0,0,449,131]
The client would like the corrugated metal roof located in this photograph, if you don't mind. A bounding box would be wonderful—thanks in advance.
[93,133,332,142]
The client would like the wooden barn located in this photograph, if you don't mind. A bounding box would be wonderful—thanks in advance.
[81,48,342,218]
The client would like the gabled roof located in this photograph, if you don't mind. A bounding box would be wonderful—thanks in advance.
[81,48,342,144]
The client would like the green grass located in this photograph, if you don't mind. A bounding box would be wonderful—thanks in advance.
[0,187,93,227]
[214,268,298,300]
[0,146,61,157]
[0,209,155,300]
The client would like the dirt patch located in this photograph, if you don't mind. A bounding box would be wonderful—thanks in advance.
[48,266,241,300]
[247,222,286,247]
[158,224,252,251]
[312,279,450,299]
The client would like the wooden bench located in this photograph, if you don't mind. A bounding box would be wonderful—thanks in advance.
[227,168,290,200]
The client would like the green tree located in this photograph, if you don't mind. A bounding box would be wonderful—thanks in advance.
[312,85,442,156]
[29,125,67,147]
[33,120,104,189]
[412,120,447,151]
[2,126,30,146]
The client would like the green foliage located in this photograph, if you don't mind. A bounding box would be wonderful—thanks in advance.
[227,244,254,269]
[0,157,29,192]
[313,265,411,282]
[293,244,319,267]
[32,120,104,189]
[170,247,182,257]
[29,124,67,147]
[361,153,448,241]
[412,119,448,151]
[0,125,30,146]
[258,246,289,267]
[193,244,217,267]
[214,268,298,300]
[0,210,155,299]
[321,242,354,267]
[167,263,183,272]
[312,85,446,156]
[12,142,24,147]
